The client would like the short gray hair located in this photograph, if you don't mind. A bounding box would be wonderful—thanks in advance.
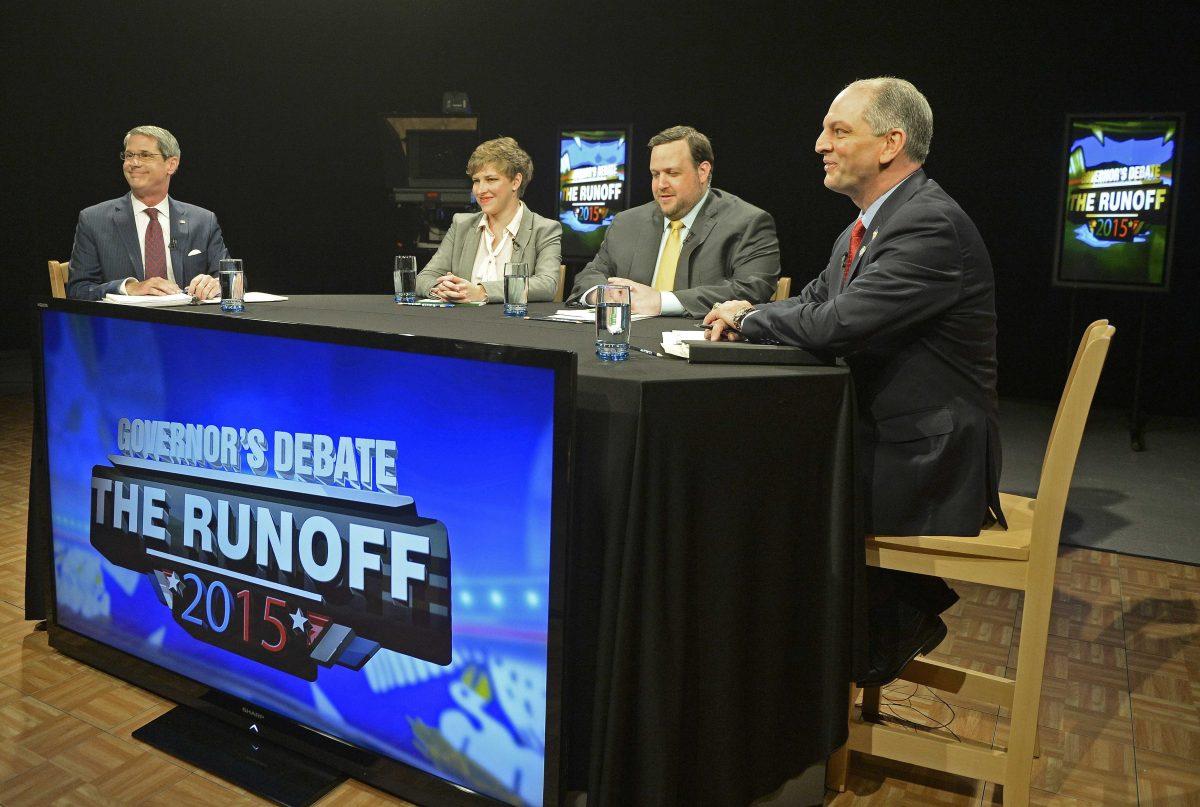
[847,77,932,163]
[124,125,180,159]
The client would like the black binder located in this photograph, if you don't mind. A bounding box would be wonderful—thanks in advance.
[687,341,831,366]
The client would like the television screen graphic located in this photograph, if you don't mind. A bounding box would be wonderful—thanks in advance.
[557,128,630,257]
[43,310,560,806]
[1054,114,1182,290]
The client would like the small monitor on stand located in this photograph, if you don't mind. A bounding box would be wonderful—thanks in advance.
[406,129,480,189]
[382,114,479,251]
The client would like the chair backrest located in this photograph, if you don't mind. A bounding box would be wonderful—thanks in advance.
[772,276,792,302]
[1029,323,1114,568]
[554,264,567,303]
[1042,319,1108,471]
[48,260,69,299]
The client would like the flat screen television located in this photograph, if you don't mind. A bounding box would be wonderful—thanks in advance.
[556,127,632,258]
[33,300,573,807]
[1053,113,1183,291]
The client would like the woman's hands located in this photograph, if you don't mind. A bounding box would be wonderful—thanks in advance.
[429,273,487,303]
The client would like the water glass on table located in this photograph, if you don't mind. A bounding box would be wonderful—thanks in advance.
[218,258,245,312]
[595,284,632,361]
[394,255,418,303]
[503,261,529,317]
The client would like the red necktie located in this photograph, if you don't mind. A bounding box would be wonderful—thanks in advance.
[145,208,167,280]
[841,218,866,288]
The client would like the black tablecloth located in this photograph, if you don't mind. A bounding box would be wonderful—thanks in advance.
[29,296,865,806]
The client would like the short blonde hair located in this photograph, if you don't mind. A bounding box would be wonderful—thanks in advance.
[466,137,533,197]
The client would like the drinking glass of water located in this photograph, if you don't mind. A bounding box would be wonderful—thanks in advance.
[218,258,245,313]
[394,255,418,303]
[503,261,529,317]
[595,284,631,361]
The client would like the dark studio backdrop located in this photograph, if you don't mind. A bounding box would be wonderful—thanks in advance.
[3,1,1198,415]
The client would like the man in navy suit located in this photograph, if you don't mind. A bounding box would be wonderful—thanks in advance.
[67,125,229,301]
[706,77,1005,687]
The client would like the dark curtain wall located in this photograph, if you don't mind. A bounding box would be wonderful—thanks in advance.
[4,1,1198,414]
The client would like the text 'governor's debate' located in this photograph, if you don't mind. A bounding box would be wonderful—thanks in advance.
[89,417,452,679]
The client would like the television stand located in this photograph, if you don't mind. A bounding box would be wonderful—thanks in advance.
[133,706,346,806]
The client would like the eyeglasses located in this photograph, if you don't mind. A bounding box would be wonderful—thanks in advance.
[119,151,163,162]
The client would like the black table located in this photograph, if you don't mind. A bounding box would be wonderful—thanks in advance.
[30,295,864,806]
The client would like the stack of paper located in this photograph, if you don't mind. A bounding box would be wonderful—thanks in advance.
[104,292,193,307]
[660,329,709,359]
[103,292,288,307]
[239,292,288,303]
[539,309,655,324]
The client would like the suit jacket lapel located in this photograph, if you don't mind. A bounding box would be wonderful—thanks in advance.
[456,212,485,277]
[679,191,721,288]
[831,221,855,298]
[843,170,926,287]
[630,205,664,284]
[868,169,925,236]
[115,194,143,278]
[509,203,534,270]
[168,198,187,282]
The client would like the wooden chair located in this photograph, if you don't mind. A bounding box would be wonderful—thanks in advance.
[772,276,792,301]
[48,260,69,299]
[554,264,567,303]
[827,320,1114,806]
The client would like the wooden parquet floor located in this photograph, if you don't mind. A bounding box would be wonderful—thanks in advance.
[0,395,411,807]
[1,391,1197,806]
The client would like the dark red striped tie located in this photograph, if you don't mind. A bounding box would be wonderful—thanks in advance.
[841,218,866,288]
[145,208,167,280]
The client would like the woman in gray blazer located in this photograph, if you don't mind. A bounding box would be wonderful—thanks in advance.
[416,137,561,303]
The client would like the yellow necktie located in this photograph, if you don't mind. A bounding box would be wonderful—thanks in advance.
[654,220,685,292]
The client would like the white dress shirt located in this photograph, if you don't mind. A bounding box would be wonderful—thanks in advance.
[122,196,176,293]
[652,189,710,316]
[470,203,525,284]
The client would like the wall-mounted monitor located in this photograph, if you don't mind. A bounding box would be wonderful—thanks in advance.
[556,127,631,258]
[35,301,572,806]
[1053,113,1183,291]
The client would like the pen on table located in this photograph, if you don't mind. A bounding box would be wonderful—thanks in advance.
[632,345,667,358]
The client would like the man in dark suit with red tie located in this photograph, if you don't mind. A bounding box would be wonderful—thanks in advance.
[705,77,1005,687]
[67,125,228,301]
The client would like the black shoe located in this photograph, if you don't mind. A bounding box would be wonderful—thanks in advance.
[856,614,947,688]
